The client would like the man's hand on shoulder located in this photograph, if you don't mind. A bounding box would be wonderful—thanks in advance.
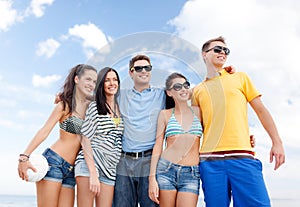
[224,65,236,74]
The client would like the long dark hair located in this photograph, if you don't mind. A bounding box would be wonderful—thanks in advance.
[95,67,120,115]
[165,72,188,109]
[59,64,97,114]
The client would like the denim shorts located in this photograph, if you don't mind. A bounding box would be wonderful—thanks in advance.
[75,160,115,186]
[156,157,200,195]
[42,148,76,189]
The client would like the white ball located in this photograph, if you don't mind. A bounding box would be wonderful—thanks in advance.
[27,154,49,182]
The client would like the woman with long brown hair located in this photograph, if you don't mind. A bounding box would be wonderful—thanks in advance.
[18,64,97,207]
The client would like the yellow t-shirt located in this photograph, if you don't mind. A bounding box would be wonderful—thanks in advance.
[192,69,261,153]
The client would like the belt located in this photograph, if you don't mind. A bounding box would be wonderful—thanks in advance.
[200,150,255,161]
[122,149,153,159]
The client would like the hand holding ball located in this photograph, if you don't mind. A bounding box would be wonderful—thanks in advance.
[27,154,49,182]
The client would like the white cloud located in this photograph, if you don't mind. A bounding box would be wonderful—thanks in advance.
[0,0,19,31]
[67,22,109,57]
[36,38,60,58]
[0,119,14,128]
[32,74,61,87]
[0,0,54,32]
[25,0,55,18]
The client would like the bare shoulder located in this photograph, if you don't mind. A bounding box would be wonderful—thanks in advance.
[158,109,172,122]
[54,101,65,112]
[53,101,69,118]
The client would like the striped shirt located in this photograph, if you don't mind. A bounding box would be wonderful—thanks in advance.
[75,101,124,180]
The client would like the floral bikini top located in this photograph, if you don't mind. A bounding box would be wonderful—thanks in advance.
[164,107,202,139]
[59,116,83,134]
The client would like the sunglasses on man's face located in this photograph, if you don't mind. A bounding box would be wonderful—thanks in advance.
[131,65,152,72]
[205,45,230,55]
[169,81,190,91]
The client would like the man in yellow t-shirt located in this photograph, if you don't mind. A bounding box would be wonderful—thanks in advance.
[192,36,285,207]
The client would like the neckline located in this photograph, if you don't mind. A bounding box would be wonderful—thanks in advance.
[205,71,221,81]
[171,107,195,132]
[106,102,118,118]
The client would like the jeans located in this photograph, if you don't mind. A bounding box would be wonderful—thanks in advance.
[113,154,158,207]
[75,160,115,186]
[42,148,76,189]
[156,157,200,195]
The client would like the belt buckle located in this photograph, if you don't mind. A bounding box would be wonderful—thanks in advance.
[134,152,139,159]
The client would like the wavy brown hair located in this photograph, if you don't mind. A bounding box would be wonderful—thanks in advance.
[58,64,97,114]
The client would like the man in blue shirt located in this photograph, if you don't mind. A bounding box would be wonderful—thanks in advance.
[114,54,165,207]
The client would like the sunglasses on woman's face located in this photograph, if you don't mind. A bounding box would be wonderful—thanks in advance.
[131,65,152,72]
[205,45,230,55]
[169,81,190,91]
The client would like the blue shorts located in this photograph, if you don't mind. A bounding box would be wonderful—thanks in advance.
[156,158,200,195]
[75,160,115,186]
[199,157,270,207]
[42,148,76,189]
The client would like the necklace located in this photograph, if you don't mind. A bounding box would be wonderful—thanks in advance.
[105,102,120,126]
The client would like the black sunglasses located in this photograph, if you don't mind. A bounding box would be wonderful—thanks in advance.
[131,65,152,72]
[168,81,190,91]
[205,45,230,55]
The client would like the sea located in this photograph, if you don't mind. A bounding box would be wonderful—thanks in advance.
[1,194,300,207]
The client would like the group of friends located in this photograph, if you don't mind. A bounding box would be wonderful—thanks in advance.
[17,36,285,207]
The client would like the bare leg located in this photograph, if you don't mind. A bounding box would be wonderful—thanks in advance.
[76,176,95,207]
[159,190,177,207]
[36,180,61,207]
[95,182,114,207]
[58,186,75,207]
[176,192,198,207]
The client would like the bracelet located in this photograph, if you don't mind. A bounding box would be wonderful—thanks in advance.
[18,157,29,162]
[19,153,30,158]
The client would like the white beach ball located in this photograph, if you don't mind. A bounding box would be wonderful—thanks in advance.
[27,154,49,182]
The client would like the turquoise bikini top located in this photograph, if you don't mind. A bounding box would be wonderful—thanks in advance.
[59,116,83,134]
[164,107,202,139]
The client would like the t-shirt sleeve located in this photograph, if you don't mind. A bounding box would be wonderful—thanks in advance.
[241,72,262,102]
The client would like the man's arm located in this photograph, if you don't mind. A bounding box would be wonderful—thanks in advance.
[250,96,285,170]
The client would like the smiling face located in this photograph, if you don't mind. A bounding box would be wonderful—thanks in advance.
[129,59,152,90]
[75,69,97,98]
[203,40,228,68]
[167,77,190,102]
[104,70,119,97]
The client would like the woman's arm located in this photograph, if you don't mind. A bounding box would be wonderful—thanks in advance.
[148,110,167,204]
[80,135,100,195]
[18,102,64,181]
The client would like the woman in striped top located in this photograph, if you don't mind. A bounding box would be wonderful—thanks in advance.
[74,67,124,207]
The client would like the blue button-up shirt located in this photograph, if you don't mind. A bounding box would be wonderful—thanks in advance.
[118,87,166,152]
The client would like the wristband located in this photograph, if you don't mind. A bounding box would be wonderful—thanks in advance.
[19,153,30,158]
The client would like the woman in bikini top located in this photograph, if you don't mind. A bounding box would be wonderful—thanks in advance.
[149,72,203,207]
[18,64,97,207]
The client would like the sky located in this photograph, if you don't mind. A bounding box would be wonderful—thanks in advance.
[0,0,300,202]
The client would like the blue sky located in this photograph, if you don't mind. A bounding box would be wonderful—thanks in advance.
[1,0,300,202]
